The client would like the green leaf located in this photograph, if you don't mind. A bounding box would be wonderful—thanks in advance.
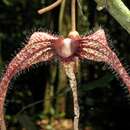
[3,0,12,6]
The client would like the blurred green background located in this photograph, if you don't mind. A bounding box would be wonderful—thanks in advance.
[0,0,130,130]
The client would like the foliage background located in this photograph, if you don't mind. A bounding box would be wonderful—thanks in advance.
[0,0,130,130]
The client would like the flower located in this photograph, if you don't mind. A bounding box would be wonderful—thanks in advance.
[0,28,130,127]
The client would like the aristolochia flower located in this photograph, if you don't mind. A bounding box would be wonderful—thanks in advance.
[0,28,130,127]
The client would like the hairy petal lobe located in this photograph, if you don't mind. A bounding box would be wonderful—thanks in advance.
[79,29,130,93]
[0,32,57,127]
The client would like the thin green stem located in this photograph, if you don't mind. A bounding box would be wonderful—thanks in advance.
[59,0,66,34]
